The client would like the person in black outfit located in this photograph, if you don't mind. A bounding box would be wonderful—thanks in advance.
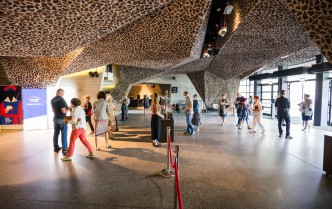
[120,99,127,121]
[234,92,245,126]
[275,90,293,139]
[83,95,94,134]
[51,88,70,155]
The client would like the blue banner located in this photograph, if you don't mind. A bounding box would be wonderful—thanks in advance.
[22,89,47,119]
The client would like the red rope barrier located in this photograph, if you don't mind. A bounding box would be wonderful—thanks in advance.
[168,135,175,167]
[167,135,183,209]
[174,161,183,209]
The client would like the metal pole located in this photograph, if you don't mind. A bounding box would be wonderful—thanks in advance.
[161,126,174,178]
[173,146,180,209]
[165,90,168,120]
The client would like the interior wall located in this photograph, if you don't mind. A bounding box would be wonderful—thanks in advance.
[146,74,202,104]
[46,67,104,128]
[128,84,163,99]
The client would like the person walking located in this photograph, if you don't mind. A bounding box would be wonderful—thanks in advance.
[298,94,313,131]
[219,93,229,125]
[61,98,95,161]
[250,95,265,134]
[151,95,164,147]
[275,90,293,139]
[51,88,69,156]
[83,95,94,135]
[192,94,201,131]
[93,91,111,150]
[237,98,252,130]
[143,94,150,116]
[183,91,195,136]
[106,94,119,139]
[234,92,245,126]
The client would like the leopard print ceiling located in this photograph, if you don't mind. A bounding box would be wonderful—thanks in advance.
[0,0,330,90]
[0,0,173,57]
[281,0,332,63]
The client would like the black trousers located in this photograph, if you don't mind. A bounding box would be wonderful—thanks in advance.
[115,116,119,131]
[121,108,128,120]
[277,111,290,136]
[86,116,94,132]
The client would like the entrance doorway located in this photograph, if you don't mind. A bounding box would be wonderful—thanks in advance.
[260,84,278,117]
[288,81,316,118]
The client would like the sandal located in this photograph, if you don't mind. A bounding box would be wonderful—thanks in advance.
[61,157,72,161]
[86,152,95,158]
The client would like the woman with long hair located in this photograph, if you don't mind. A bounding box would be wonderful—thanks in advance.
[61,98,94,161]
[151,95,164,147]
[298,94,313,131]
[93,91,111,150]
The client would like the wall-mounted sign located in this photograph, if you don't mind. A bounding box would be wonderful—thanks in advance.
[171,87,177,93]
[22,89,47,130]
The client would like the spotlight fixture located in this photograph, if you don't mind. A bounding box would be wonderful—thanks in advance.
[89,72,95,78]
[218,27,227,37]
[94,71,99,78]
[223,4,233,15]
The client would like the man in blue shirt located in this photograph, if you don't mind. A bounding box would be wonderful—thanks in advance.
[51,89,69,155]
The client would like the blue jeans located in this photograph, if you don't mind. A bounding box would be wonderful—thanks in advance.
[53,121,68,149]
[186,113,194,134]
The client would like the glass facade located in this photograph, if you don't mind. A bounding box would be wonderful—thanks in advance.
[239,79,254,99]
[238,59,325,122]
[288,81,316,117]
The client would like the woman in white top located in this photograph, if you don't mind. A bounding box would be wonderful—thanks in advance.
[298,94,313,131]
[61,98,94,161]
[93,91,110,150]
[106,94,119,139]
[250,95,265,134]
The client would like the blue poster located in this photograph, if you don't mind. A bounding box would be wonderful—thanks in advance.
[22,89,47,119]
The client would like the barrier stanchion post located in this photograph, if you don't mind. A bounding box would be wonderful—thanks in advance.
[161,126,174,178]
[173,145,180,209]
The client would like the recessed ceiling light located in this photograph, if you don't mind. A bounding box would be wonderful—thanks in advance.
[281,55,289,59]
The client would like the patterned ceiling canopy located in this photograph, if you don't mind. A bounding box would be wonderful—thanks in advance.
[0,0,330,88]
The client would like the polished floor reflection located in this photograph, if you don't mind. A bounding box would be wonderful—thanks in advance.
[0,112,331,209]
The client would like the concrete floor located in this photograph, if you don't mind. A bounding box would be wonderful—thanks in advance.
[0,112,331,209]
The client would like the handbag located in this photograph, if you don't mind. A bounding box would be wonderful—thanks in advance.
[304,110,313,116]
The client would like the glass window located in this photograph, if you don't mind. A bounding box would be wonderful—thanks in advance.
[239,86,247,93]
[262,85,271,92]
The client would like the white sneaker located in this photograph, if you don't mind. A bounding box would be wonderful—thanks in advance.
[250,130,256,133]
[196,127,200,132]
